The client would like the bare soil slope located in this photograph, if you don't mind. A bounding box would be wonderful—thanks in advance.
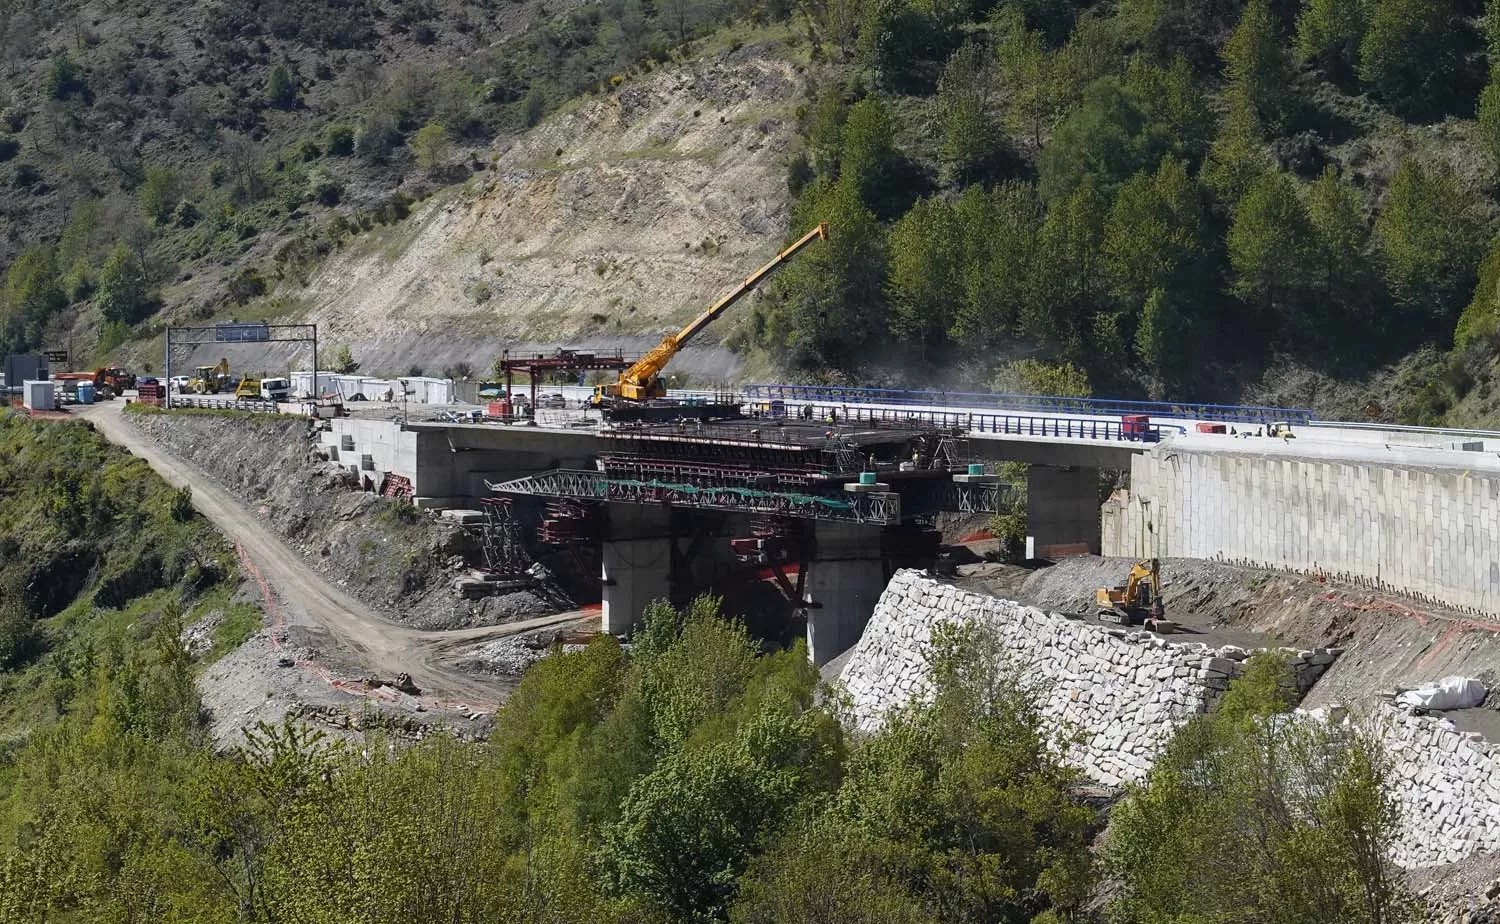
[298,43,803,377]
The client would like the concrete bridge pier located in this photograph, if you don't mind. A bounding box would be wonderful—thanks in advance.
[601,504,673,635]
[805,522,886,667]
[1026,465,1101,559]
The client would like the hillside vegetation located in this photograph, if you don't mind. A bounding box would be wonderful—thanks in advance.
[0,0,770,364]
[14,0,1500,421]
[0,589,1421,923]
[744,0,1500,422]
[0,412,253,737]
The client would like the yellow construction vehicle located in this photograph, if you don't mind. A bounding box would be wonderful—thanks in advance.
[235,377,262,400]
[1095,558,1167,627]
[592,223,829,406]
[190,358,230,394]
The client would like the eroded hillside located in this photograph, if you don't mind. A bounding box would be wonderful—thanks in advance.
[293,43,803,377]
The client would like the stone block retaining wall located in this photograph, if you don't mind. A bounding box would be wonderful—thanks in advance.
[1374,703,1500,868]
[838,571,1336,787]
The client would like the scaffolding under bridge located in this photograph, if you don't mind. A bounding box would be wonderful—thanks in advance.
[487,469,904,525]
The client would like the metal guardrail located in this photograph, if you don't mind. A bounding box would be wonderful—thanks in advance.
[1304,420,1500,440]
[745,384,1314,425]
[168,395,279,413]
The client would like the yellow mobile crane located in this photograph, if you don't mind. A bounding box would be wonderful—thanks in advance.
[593,223,829,406]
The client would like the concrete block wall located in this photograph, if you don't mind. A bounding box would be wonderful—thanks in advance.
[838,571,1335,786]
[1103,446,1500,613]
[1370,703,1500,868]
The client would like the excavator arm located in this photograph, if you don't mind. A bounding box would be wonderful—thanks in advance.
[601,223,829,403]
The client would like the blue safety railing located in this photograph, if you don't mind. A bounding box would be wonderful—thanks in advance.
[762,402,1180,443]
[744,384,1313,425]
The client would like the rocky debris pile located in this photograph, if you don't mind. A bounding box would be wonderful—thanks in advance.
[457,626,590,677]
[838,570,1339,787]
[181,608,226,658]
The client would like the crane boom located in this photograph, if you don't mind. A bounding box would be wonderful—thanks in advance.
[599,222,829,403]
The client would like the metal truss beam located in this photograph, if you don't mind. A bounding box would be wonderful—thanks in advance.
[488,470,902,525]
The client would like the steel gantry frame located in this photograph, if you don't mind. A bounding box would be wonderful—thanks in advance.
[487,470,904,525]
[164,323,317,407]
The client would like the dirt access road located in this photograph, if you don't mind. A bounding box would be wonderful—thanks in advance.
[80,402,586,710]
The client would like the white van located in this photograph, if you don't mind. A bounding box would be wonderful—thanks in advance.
[260,377,290,401]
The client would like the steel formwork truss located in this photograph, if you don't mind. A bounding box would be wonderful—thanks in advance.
[487,470,903,525]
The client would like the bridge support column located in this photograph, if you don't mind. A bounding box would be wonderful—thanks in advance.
[805,522,885,667]
[601,505,672,635]
[1026,465,1101,559]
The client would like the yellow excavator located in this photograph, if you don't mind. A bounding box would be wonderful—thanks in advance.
[190,358,230,394]
[592,222,829,406]
[1095,558,1167,628]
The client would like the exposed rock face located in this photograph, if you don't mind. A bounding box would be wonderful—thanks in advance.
[299,46,804,378]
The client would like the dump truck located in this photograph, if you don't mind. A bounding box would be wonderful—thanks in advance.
[94,367,135,393]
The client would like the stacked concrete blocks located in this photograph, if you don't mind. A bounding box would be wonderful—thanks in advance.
[1372,703,1500,868]
[838,570,1337,786]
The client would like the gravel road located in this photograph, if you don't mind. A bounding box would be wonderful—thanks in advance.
[80,402,589,710]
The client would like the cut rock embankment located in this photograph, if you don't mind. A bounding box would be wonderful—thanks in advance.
[122,411,494,629]
[299,44,803,377]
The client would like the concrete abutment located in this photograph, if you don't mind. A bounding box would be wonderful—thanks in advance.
[1027,465,1101,559]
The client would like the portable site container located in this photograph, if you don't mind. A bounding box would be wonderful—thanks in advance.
[23,380,55,411]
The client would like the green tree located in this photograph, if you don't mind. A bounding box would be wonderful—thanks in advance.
[46,52,81,99]
[1103,157,1203,309]
[1,246,65,348]
[1296,0,1370,82]
[1202,96,1273,208]
[992,358,1091,396]
[936,41,1004,185]
[1027,179,1107,355]
[1376,159,1488,318]
[324,123,356,156]
[951,182,1044,347]
[857,0,940,92]
[758,180,888,372]
[322,344,359,374]
[886,196,962,359]
[1358,0,1464,120]
[1038,77,1154,202]
[834,621,1094,917]
[1228,171,1315,308]
[1458,236,1500,346]
[839,97,902,216]
[409,121,451,173]
[139,166,181,225]
[1478,0,1500,167]
[1123,54,1214,167]
[97,243,150,324]
[1223,0,1295,133]
[993,5,1054,151]
[1306,166,1371,295]
[266,64,297,109]
[1109,654,1418,923]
